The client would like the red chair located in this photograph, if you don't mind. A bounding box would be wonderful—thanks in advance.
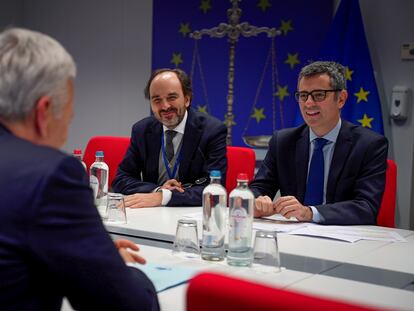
[187,272,382,311]
[226,146,256,193]
[83,136,130,188]
[376,159,397,228]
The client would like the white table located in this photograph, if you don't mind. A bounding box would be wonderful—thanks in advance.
[136,244,314,311]
[104,207,414,310]
[106,207,202,243]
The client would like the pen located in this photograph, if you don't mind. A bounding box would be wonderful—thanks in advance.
[182,177,208,189]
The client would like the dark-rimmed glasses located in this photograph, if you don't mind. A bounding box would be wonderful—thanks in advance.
[295,89,341,103]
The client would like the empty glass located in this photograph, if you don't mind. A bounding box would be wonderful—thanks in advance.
[172,219,200,259]
[252,230,281,272]
[105,193,127,224]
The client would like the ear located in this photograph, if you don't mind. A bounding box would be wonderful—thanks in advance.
[184,95,191,108]
[34,96,52,138]
[337,89,348,109]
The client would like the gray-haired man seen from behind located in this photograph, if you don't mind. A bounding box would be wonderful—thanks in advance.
[0,28,159,310]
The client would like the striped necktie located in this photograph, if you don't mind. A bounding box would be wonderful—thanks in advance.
[165,130,177,163]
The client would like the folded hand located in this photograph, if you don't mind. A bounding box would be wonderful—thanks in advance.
[161,179,184,193]
[124,192,162,208]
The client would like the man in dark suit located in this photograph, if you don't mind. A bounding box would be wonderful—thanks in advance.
[112,69,227,207]
[250,61,388,225]
[0,28,158,310]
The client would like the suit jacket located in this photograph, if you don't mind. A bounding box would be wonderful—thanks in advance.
[0,124,159,311]
[112,108,227,206]
[250,120,388,225]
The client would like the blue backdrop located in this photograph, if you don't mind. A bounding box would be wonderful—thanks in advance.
[313,0,384,134]
[151,0,335,146]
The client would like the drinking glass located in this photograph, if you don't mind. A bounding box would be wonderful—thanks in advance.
[172,219,200,259]
[105,193,127,224]
[252,230,281,272]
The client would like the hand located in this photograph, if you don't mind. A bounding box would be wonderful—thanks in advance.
[114,239,146,264]
[161,179,184,193]
[273,196,313,221]
[124,192,162,208]
[254,195,275,217]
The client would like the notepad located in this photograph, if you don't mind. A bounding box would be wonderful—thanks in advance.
[136,263,198,292]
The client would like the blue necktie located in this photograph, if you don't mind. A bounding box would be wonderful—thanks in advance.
[304,138,328,206]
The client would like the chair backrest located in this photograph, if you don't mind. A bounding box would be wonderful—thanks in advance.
[186,272,381,311]
[226,146,256,193]
[377,159,397,228]
[83,136,130,188]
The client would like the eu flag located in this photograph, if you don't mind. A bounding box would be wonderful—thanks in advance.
[314,0,384,134]
[152,0,333,146]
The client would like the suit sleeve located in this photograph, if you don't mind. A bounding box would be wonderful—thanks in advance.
[168,122,227,206]
[112,128,159,194]
[317,135,388,225]
[29,156,159,310]
[249,133,280,199]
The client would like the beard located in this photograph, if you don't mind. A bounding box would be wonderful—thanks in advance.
[157,107,184,128]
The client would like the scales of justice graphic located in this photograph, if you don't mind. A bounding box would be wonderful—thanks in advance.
[189,0,283,147]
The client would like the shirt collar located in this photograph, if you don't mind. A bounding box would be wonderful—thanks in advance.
[309,118,341,143]
[163,109,188,135]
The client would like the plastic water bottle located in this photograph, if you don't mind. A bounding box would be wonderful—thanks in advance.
[89,151,109,218]
[72,149,87,170]
[201,170,227,261]
[227,173,254,266]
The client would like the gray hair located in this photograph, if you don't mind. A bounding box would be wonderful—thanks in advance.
[0,28,76,121]
[298,61,347,91]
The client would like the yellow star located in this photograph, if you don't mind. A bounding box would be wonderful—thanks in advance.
[251,107,266,123]
[354,87,370,103]
[179,23,191,37]
[197,105,208,114]
[274,84,290,101]
[224,113,236,127]
[279,20,294,36]
[170,53,183,68]
[358,113,374,128]
[285,53,300,69]
[257,0,271,11]
[345,66,353,81]
[200,0,211,14]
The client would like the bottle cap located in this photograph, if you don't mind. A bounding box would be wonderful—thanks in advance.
[95,150,104,157]
[210,170,221,178]
[237,173,248,181]
[73,149,82,155]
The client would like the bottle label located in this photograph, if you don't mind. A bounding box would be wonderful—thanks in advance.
[230,207,248,241]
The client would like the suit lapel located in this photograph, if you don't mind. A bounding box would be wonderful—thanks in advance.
[295,127,309,202]
[179,109,202,179]
[326,120,353,202]
[146,121,162,179]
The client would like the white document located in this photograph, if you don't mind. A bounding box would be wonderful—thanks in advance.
[183,212,406,243]
[288,225,407,243]
[262,214,298,222]
[185,211,306,233]
[253,221,310,233]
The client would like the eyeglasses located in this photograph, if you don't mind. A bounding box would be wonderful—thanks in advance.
[294,89,341,103]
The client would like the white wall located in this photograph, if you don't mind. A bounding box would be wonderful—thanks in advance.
[1,0,414,229]
[20,0,153,154]
[360,0,414,229]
